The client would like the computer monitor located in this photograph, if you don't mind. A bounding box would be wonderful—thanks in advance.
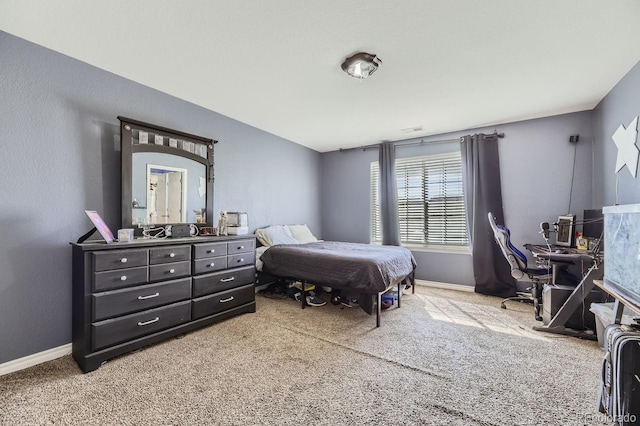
[555,214,576,247]
[582,208,604,239]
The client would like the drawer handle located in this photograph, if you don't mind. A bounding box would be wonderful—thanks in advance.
[169,268,175,274]
[209,262,215,267]
[169,253,175,258]
[120,258,128,263]
[120,275,127,281]
[237,258,244,263]
[137,317,159,326]
[138,292,160,300]
[207,249,215,254]
[220,277,235,283]
[219,296,235,303]
[238,246,244,250]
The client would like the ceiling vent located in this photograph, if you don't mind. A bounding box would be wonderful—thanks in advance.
[401,126,424,134]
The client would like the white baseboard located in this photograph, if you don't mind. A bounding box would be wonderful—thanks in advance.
[0,343,71,377]
[415,279,475,293]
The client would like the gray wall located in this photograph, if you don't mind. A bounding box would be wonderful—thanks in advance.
[321,112,595,286]
[0,31,321,364]
[592,61,640,207]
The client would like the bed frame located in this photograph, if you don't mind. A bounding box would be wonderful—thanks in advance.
[259,271,416,327]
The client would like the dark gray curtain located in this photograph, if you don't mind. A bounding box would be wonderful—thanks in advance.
[460,134,516,297]
[379,142,400,246]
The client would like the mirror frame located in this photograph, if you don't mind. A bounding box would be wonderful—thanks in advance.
[119,116,216,230]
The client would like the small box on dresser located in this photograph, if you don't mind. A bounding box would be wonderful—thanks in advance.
[71,235,256,373]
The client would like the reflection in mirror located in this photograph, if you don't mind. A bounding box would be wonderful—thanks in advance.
[131,152,206,225]
[147,165,186,224]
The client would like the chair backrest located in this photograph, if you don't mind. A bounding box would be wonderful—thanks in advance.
[487,212,527,280]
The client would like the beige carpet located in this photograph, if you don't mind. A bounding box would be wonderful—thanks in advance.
[0,286,606,425]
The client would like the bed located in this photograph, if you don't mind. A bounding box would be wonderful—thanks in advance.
[255,225,416,327]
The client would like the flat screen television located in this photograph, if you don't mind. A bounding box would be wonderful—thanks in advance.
[555,214,576,247]
[602,204,640,313]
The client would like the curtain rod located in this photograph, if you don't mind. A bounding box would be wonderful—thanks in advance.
[339,131,504,152]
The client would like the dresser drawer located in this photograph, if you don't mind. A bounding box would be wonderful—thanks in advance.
[149,245,191,265]
[92,278,192,321]
[192,265,255,297]
[93,249,148,272]
[193,242,227,259]
[227,239,255,255]
[227,252,255,269]
[193,256,228,275]
[192,283,254,320]
[149,261,191,282]
[92,301,191,351]
[93,266,148,292]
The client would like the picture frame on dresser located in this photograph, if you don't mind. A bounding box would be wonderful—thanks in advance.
[84,210,115,243]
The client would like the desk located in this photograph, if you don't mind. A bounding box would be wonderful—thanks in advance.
[524,243,596,258]
[524,244,596,285]
[524,243,603,339]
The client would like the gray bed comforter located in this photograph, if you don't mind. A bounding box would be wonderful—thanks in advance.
[259,241,416,295]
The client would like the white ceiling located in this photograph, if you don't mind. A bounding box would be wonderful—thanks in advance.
[2,1,640,152]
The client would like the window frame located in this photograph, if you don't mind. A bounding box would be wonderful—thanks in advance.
[371,151,469,249]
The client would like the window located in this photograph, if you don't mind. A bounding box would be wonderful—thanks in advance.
[371,152,468,246]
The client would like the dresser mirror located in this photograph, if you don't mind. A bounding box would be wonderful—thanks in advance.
[119,116,215,230]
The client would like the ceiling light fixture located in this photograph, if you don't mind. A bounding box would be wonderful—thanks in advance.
[341,52,381,80]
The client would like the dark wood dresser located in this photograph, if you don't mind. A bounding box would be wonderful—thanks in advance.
[71,235,256,373]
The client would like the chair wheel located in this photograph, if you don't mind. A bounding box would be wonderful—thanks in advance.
[330,295,341,305]
[500,302,506,309]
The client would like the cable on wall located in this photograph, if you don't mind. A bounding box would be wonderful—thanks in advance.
[567,136,579,214]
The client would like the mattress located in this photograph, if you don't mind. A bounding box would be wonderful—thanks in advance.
[259,241,416,294]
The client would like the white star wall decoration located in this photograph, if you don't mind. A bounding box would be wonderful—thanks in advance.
[612,116,640,178]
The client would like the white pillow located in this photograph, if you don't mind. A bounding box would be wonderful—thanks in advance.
[288,224,318,244]
[255,225,299,247]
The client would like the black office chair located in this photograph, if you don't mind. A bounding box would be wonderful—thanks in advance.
[488,212,551,321]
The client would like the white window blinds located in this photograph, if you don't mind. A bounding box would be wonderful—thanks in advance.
[371,152,468,246]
